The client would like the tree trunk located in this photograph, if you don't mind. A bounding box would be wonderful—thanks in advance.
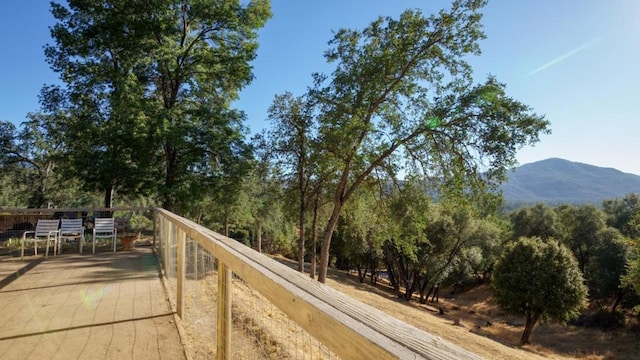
[404,270,419,301]
[357,265,367,283]
[162,143,177,211]
[521,313,539,345]
[309,194,319,279]
[611,288,626,312]
[104,185,114,209]
[370,257,378,284]
[256,221,262,253]
[420,281,434,304]
[298,201,306,273]
[224,210,229,237]
[318,201,343,283]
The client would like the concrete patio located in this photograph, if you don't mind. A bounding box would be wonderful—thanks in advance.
[0,247,187,360]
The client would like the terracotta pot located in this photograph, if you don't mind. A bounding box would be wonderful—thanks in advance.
[120,235,136,250]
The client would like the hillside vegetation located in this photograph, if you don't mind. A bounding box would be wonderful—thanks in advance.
[324,268,640,360]
[501,158,640,204]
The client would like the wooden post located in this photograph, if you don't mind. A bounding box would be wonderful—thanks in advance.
[159,216,165,271]
[157,215,164,270]
[162,219,175,279]
[152,208,157,248]
[193,237,198,280]
[176,229,186,318]
[216,262,232,360]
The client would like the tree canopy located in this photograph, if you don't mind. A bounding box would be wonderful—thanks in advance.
[273,0,550,282]
[38,0,271,209]
[492,237,587,344]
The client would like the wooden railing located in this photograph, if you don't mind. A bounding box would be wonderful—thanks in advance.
[155,208,480,360]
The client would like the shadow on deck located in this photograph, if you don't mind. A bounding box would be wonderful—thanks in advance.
[0,247,187,360]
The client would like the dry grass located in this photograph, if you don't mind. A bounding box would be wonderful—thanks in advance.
[315,262,640,360]
[178,265,338,360]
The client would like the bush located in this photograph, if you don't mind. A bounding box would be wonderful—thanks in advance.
[492,237,587,344]
[129,214,153,231]
[570,310,625,330]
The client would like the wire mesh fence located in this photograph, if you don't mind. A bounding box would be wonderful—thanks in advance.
[155,209,482,360]
[229,274,338,360]
[156,213,340,360]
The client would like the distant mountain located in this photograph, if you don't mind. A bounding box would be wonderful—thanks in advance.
[500,158,640,204]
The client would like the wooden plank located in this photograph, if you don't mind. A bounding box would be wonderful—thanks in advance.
[157,209,481,360]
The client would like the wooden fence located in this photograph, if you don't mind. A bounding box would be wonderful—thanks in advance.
[155,208,480,360]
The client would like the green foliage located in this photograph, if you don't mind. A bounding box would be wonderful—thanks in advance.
[622,239,640,313]
[585,227,629,305]
[262,91,319,269]
[381,177,436,299]
[603,193,640,239]
[128,213,154,232]
[507,202,635,310]
[493,237,587,344]
[510,203,558,240]
[0,119,75,207]
[555,205,606,274]
[375,180,506,301]
[570,309,626,330]
[41,0,271,210]
[275,0,550,282]
[336,184,388,259]
[448,246,483,287]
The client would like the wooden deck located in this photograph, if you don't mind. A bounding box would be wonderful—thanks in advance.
[0,247,187,360]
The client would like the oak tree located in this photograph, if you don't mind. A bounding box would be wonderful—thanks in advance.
[42,0,270,209]
[303,0,549,282]
[493,237,587,344]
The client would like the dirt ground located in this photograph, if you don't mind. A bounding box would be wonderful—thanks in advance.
[317,264,640,360]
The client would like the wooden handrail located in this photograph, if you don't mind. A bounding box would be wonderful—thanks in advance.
[156,208,480,360]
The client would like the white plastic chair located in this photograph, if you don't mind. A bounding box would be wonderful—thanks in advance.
[59,218,85,254]
[91,218,117,253]
[21,219,60,259]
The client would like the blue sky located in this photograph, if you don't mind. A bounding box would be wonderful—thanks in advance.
[1,1,639,175]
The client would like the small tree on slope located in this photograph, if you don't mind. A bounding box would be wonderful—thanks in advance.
[492,237,587,345]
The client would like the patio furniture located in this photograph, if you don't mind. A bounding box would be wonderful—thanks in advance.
[91,217,117,253]
[21,219,60,260]
[115,211,133,233]
[59,218,85,254]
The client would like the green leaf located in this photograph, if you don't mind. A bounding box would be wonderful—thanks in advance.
[427,117,441,130]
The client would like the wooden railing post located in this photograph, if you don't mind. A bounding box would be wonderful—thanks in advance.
[162,219,175,279]
[176,228,186,318]
[157,215,164,271]
[152,208,157,248]
[193,237,198,280]
[216,263,232,360]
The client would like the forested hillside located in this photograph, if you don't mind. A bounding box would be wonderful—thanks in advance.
[501,158,640,204]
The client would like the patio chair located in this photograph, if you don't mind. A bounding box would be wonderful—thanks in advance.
[59,218,85,254]
[91,217,117,254]
[21,219,60,260]
[115,211,133,233]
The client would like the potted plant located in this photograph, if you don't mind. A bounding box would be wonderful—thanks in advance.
[120,233,137,250]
